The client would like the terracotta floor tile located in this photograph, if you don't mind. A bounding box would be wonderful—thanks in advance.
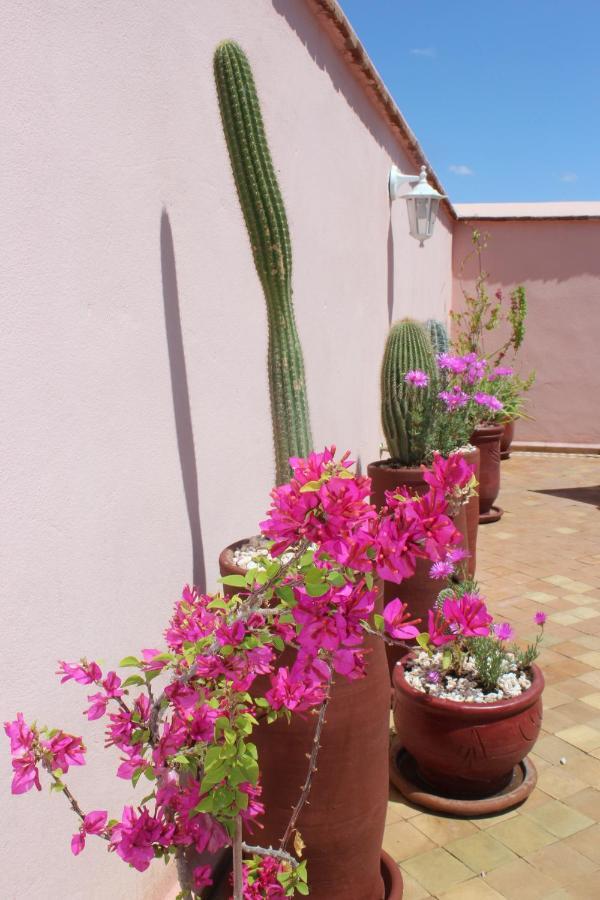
[526,841,598,885]
[437,877,504,899]
[565,823,600,863]
[382,820,436,861]
[577,650,600,668]
[445,830,517,872]
[536,765,589,799]
[555,724,600,752]
[567,788,600,821]
[399,873,432,899]
[484,858,562,899]
[522,798,595,837]
[402,848,473,895]
[487,815,556,855]
[549,869,600,899]
[411,813,477,845]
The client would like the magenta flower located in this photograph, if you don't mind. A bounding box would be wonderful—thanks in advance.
[70,810,108,856]
[438,387,469,410]
[430,560,454,580]
[404,370,429,387]
[44,731,86,773]
[437,353,467,373]
[426,670,440,684]
[110,806,174,872]
[57,660,102,685]
[383,598,421,640]
[423,452,475,495]
[489,366,514,380]
[442,593,493,638]
[446,547,470,564]
[534,611,547,626]
[474,392,503,411]
[494,622,514,642]
[10,752,42,795]
[193,866,213,892]
[4,713,34,754]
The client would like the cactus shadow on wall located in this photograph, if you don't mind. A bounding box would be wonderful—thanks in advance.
[160,209,206,592]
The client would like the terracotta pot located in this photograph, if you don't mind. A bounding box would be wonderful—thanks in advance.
[367,457,474,674]
[218,541,393,900]
[470,425,503,521]
[203,850,403,899]
[500,419,516,460]
[393,660,544,798]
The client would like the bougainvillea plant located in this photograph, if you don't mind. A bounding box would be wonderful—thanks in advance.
[5,448,472,899]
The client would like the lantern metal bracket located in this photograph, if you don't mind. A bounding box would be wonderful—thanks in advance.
[388,165,422,201]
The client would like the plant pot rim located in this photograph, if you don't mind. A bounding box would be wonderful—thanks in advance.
[368,446,478,474]
[393,656,544,717]
[218,536,260,577]
[471,423,505,437]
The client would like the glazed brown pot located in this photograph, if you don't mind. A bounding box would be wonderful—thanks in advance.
[367,455,475,674]
[470,425,504,521]
[500,419,516,460]
[218,541,395,900]
[393,660,544,798]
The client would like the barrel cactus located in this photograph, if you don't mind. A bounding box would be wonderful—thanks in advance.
[426,318,450,356]
[381,319,437,465]
[214,40,312,484]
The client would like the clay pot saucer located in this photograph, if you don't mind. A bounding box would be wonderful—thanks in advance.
[479,504,503,525]
[389,739,537,816]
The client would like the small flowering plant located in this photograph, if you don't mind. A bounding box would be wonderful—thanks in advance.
[405,580,546,702]
[5,447,470,899]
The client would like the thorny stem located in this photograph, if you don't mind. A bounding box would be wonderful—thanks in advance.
[241,842,299,868]
[280,682,332,852]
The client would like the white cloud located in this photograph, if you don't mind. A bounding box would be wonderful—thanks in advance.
[560,172,578,183]
[449,164,474,176]
[409,48,436,58]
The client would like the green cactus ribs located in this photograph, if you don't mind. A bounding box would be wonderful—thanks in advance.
[214,40,312,484]
[381,319,437,466]
[426,319,450,356]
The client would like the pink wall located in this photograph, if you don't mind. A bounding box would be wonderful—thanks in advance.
[452,216,600,444]
[0,2,452,897]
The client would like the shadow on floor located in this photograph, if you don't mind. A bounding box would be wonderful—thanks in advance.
[531,485,600,509]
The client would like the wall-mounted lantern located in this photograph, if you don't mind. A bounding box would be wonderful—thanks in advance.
[389,164,446,247]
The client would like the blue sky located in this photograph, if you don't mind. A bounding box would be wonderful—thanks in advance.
[340,0,600,203]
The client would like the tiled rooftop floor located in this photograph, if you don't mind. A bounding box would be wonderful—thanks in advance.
[386,452,600,899]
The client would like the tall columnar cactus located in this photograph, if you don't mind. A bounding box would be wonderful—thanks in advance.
[426,318,450,356]
[214,40,312,484]
[381,319,437,465]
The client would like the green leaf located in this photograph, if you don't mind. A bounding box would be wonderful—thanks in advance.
[373,613,384,632]
[327,571,346,587]
[220,575,248,588]
[122,674,145,688]
[299,479,323,493]
[207,597,229,610]
[416,632,431,649]
[192,796,214,815]
[119,656,140,668]
[296,883,309,895]
[304,582,329,597]
[276,585,295,605]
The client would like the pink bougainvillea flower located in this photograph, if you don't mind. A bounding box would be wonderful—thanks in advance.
[70,810,108,856]
[534,611,547,626]
[193,866,213,892]
[44,731,86,773]
[57,660,102,685]
[10,752,42,794]
[427,608,454,647]
[442,593,493,638]
[110,806,174,872]
[404,370,429,387]
[4,713,34,754]
[494,622,514,642]
[474,392,503,412]
[423,452,475,495]
[383,598,421,640]
[140,649,167,671]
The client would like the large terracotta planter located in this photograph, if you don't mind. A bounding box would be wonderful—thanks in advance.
[202,850,403,899]
[470,425,504,524]
[500,419,516,460]
[392,660,544,799]
[218,541,397,900]
[367,455,474,674]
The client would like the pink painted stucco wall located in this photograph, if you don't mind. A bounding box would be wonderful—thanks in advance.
[0,2,452,897]
[452,216,600,444]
